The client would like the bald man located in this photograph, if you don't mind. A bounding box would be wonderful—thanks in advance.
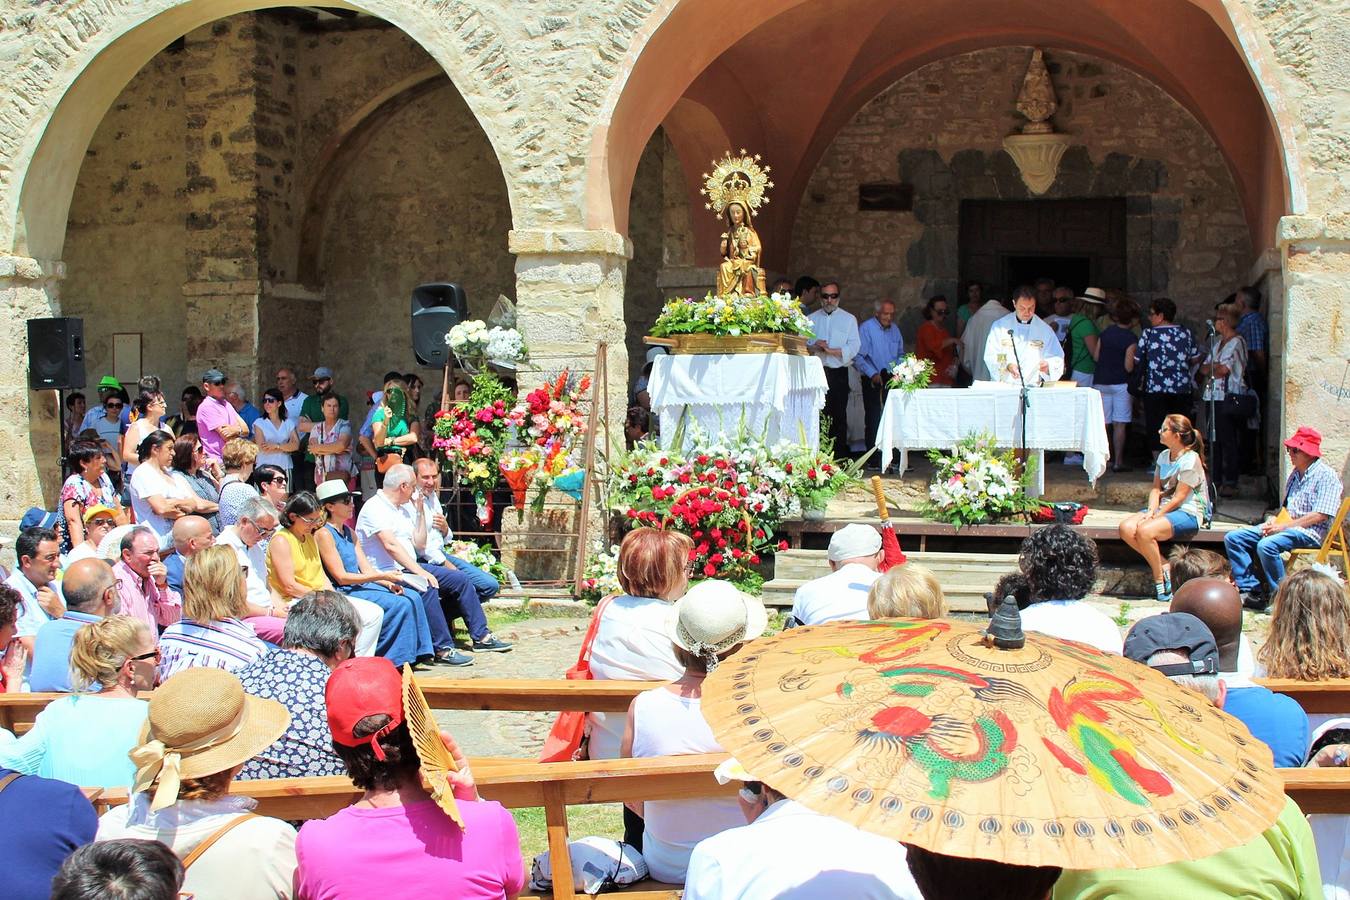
[163,515,215,595]
[29,558,119,692]
[1171,578,1307,766]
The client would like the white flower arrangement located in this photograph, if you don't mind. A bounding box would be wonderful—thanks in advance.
[447,320,528,369]
[919,433,1040,526]
[446,319,489,354]
[887,354,934,393]
[485,326,527,364]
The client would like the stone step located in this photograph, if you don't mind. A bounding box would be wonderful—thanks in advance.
[761,577,994,613]
[768,549,1155,606]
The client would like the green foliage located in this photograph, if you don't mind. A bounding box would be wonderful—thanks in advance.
[649,293,814,338]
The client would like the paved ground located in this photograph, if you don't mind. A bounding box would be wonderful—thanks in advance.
[432,618,589,758]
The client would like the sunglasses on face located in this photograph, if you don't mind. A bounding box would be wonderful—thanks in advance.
[106,403,124,410]
[821,293,840,300]
[130,648,161,663]
[263,397,280,404]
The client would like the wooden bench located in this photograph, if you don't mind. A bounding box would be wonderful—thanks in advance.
[781,518,1230,551]
[0,677,663,735]
[92,753,733,900]
[85,753,1350,899]
[1255,678,1350,715]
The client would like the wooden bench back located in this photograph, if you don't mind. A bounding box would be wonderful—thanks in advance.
[0,677,662,735]
[85,754,1350,899]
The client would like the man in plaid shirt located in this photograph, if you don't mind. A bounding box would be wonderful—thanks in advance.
[1225,426,1343,609]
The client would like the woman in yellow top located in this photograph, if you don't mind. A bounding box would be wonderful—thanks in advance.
[267,491,383,657]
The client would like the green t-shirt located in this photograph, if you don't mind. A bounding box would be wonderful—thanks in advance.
[1052,796,1321,899]
[371,406,410,451]
[1068,313,1100,375]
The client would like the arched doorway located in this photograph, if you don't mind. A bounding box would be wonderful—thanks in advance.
[7,2,518,509]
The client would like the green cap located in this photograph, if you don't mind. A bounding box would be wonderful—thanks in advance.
[98,375,122,390]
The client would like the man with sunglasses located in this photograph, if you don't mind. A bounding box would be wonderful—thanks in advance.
[807,280,860,457]
[29,558,120,692]
[218,495,283,624]
[195,368,249,465]
[77,376,132,433]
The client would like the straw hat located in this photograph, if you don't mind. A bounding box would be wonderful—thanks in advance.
[130,668,290,811]
[666,580,768,667]
[1076,287,1107,305]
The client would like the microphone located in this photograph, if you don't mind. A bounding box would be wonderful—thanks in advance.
[1205,319,1216,335]
[1008,328,1016,337]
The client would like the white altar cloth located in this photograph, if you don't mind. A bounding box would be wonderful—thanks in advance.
[876,384,1109,496]
[648,353,828,450]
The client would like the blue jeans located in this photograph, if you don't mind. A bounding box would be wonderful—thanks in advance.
[445,556,500,601]
[423,561,490,642]
[1224,526,1319,594]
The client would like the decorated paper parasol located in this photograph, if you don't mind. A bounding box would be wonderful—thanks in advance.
[702,612,1284,870]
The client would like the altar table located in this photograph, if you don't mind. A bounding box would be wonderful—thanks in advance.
[876,385,1109,497]
[648,353,828,450]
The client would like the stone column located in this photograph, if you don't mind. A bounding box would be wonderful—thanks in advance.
[0,256,64,558]
[507,229,631,583]
[1277,216,1350,482]
[180,13,298,393]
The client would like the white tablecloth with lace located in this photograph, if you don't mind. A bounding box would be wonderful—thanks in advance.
[648,353,828,451]
[877,385,1109,496]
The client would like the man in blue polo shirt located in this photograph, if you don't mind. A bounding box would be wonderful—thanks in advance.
[29,558,119,692]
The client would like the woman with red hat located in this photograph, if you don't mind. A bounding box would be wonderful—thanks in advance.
[1223,426,1344,610]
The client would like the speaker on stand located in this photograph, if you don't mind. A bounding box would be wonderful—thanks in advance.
[27,316,86,477]
[411,283,469,368]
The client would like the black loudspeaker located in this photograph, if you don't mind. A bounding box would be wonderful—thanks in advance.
[411,283,469,367]
[27,317,85,390]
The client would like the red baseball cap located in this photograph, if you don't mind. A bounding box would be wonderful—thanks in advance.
[325,657,403,759]
[1283,426,1323,458]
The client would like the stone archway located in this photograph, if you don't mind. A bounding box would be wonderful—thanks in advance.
[3,0,525,262]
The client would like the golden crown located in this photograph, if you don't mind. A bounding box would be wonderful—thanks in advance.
[701,150,773,217]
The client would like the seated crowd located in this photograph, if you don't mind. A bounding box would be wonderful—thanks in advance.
[0,368,1344,898]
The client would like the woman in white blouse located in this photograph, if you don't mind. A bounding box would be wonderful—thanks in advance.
[128,431,200,549]
[253,388,299,487]
[587,528,692,761]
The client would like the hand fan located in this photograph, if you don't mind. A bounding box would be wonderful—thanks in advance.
[401,664,465,829]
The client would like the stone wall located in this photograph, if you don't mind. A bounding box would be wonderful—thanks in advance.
[623,131,666,388]
[318,79,515,395]
[61,53,188,399]
[59,13,516,405]
[789,47,1254,334]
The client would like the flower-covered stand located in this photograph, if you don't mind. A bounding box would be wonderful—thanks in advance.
[647,353,827,451]
[875,385,1109,497]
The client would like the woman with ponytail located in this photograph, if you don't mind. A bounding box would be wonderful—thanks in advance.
[0,615,155,787]
[1118,413,1210,603]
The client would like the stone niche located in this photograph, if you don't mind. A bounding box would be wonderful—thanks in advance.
[789,46,1254,339]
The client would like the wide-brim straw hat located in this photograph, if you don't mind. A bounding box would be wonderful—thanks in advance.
[1076,286,1108,305]
[667,580,768,660]
[131,668,290,810]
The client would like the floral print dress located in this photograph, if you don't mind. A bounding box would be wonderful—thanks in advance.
[57,473,119,553]
[1135,324,1198,394]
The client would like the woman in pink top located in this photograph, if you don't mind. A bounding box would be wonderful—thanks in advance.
[294,657,524,900]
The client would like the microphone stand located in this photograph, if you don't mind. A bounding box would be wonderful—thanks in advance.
[1006,327,1031,476]
[1205,320,1219,525]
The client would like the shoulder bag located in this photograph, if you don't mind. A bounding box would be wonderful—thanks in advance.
[539,595,615,763]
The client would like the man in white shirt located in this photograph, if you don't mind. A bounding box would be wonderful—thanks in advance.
[959,297,1011,382]
[5,527,66,652]
[983,285,1065,386]
[789,524,883,626]
[685,764,923,900]
[412,459,500,600]
[807,281,861,456]
[216,495,280,619]
[355,464,509,660]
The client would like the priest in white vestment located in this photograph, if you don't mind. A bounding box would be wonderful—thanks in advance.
[983,288,1065,386]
